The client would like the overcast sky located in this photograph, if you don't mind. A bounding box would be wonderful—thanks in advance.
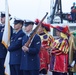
[0,0,76,22]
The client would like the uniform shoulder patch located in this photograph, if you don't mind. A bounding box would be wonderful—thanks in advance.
[18,37,22,40]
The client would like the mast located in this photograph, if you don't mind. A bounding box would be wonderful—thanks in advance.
[48,0,63,24]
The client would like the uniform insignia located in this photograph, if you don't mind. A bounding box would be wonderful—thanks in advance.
[18,37,22,40]
[36,42,40,44]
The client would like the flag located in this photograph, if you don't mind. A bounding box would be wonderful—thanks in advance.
[1,0,11,75]
[2,1,10,48]
[4,52,10,75]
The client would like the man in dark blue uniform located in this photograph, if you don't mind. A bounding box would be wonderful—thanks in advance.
[8,19,25,75]
[20,20,41,75]
[0,12,13,75]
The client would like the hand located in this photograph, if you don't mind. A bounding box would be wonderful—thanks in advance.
[48,64,50,70]
[22,46,29,52]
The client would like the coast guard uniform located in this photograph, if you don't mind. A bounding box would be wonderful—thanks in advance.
[8,19,25,75]
[20,20,41,75]
[20,34,41,75]
[0,12,13,75]
[0,26,13,75]
[8,30,25,75]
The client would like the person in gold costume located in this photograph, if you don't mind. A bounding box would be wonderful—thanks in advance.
[68,31,76,75]
[50,25,70,75]
[35,19,54,75]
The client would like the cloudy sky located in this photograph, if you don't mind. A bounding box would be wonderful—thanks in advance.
[0,0,75,22]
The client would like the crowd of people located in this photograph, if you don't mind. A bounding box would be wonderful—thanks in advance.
[0,11,76,75]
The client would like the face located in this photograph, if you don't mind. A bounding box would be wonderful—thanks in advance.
[14,23,22,30]
[37,25,44,34]
[1,17,5,24]
[24,24,33,33]
[56,30,60,36]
